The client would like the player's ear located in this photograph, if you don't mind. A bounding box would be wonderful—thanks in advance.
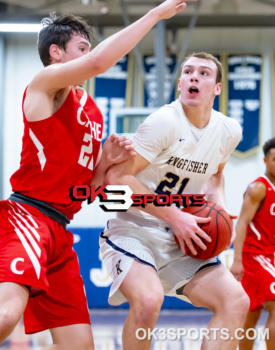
[49,44,63,63]
[177,78,181,92]
[214,82,222,96]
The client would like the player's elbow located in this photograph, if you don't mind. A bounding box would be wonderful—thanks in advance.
[88,54,109,76]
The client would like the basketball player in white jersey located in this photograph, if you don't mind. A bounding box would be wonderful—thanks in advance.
[100,53,249,349]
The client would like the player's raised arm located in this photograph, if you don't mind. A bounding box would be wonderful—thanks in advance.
[34,0,196,91]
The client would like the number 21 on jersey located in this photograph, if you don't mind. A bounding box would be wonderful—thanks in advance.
[156,172,190,195]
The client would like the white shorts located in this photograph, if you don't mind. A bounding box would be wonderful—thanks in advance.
[99,212,220,306]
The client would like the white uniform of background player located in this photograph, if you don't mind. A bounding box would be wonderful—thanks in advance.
[100,99,241,305]
[100,53,250,350]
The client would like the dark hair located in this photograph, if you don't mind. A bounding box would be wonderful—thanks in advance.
[38,14,92,66]
[181,52,223,84]
[263,138,275,157]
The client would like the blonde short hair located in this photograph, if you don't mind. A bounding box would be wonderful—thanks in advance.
[181,52,223,84]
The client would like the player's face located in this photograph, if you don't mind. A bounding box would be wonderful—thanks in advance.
[178,57,221,108]
[59,34,91,85]
[265,148,275,178]
[61,34,91,62]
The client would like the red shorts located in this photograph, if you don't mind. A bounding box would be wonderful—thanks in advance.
[241,252,275,311]
[0,200,90,334]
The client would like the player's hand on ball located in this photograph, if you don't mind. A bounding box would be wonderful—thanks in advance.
[175,202,233,259]
[172,211,211,256]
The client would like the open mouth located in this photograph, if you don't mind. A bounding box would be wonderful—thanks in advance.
[189,87,199,94]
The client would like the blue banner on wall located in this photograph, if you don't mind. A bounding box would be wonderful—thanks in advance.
[143,54,177,107]
[71,227,196,310]
[227,55,262,154]
[93,56,130,141]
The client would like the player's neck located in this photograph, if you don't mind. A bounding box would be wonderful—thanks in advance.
[265,172,275,186]
[181,104,212,129]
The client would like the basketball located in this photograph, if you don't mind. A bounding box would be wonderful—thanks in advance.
[174,201,233,260]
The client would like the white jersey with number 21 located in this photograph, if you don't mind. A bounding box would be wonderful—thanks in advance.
[125,99,242,225]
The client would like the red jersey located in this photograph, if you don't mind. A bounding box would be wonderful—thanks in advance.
[243,176,275,254]
[10,86,103,219]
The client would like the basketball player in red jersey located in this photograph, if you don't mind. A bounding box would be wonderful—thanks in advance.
[0,1,193,348]
[231,138,275,350]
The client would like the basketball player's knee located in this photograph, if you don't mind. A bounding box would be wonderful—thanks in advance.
[59,341,94,350]
[58,335,94,350]
[225,289,249,321]
[213,287,249,322]
[73,340,94,350]
[132,291,164,325]
[238,288,249,306]
[237,292,250,319]
[0,307,19,337]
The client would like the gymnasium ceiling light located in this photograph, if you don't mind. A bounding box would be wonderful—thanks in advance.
[0,24,42,32]
[79,0,109,13]
[80,0,93,4]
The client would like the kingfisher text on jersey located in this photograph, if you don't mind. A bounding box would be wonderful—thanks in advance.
[166,157,208,174]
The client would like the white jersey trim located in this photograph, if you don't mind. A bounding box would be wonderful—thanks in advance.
[9,201,39,229]
[29,129,46,171]
[249,222,261,240]
[8,216,41,279]
[254,255,275,278]
[77,86,88,107]
[262,175,275,192]
[8,202,40,242]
